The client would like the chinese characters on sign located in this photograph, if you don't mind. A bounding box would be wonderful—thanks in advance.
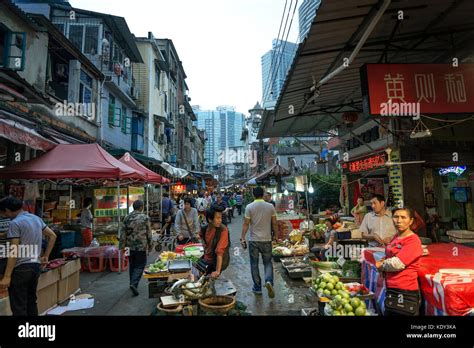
[362,64,474,115]
[341,153,387,173]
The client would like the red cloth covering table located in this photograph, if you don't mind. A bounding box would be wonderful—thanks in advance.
[362,243,474,316]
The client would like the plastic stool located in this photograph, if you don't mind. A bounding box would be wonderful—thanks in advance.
[86,256,106,272]
[108,255,129,272]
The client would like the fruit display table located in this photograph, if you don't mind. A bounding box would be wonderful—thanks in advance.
[362,243,474,316]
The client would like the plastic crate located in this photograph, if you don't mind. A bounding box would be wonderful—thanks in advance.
[85,256,106,272]
[108,255,129,272]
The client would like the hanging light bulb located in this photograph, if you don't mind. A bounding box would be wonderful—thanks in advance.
[284,189,289,196]
[308,182,314,194]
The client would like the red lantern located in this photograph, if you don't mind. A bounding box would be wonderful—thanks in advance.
[342,112,359,124]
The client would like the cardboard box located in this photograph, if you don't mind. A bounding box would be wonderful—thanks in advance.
[58,259,81,303]
[37,268,59,314]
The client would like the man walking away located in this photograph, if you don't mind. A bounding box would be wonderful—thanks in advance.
[235,192,243,216]
[0,197,57,316]
[241,187,279,298]
[120,200,152,297]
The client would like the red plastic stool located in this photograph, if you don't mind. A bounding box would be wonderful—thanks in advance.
[108,255,129,272]
[86,256,106,272]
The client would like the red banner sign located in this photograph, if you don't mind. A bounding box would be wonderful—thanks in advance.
[341,152,387,173]
[362,64,474,115]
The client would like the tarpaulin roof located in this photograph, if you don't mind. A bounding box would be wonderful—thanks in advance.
[0,143,144,181]
[119,153,170,184]
[159,162,189,179]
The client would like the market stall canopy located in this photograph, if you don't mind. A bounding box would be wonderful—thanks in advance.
[258,0,474,139]
[253,163,291,183]
[0,143,145,181]
[159,162,189,179]
[119,153,170,184]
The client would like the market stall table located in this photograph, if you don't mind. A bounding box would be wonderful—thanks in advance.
[362,243,474,316]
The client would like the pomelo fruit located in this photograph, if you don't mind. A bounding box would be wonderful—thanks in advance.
[344,304,354,313]
[355,306,366,316]
[350,298,361,308]
[326,283,334,291]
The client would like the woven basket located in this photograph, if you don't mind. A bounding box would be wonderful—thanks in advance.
[198,295,236,314]
[157,302,183,314]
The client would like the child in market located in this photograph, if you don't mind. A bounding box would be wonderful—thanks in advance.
[310,217,339,261]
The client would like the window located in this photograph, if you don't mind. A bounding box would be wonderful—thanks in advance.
[131,114,144,153]
[84,26,99,55]
[108,95,115,126]
[0,27,26,71]
[68,25,83,51]
[66,24,100,55]
[154,120,160,142]
[53,23,65,34]
[79,70,93,118]
[154,64,161,89]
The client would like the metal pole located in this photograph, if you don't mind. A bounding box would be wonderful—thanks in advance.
[146,183,149,216]
[41,183,45,218]
[69,185,72,223]
[117,180,121,274]
[160,184,163,222]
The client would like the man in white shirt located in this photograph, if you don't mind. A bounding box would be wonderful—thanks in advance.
[241,187,279,298]
[360,194,397,247]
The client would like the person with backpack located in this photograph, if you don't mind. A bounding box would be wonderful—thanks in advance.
[198,207,230,279]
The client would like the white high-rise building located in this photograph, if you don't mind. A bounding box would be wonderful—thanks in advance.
[298,0,321,42]
[261,39,298,109]
[196,106,245,172]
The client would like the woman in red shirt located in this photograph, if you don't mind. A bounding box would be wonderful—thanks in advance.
[376,207,423,315]
[198,208,229,279]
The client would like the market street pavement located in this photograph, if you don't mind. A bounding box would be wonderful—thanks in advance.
[64,212,316,316]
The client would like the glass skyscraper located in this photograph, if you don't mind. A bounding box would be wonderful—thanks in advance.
[298,0,321,43]
[196,106,245,169]
[261,39,298,109]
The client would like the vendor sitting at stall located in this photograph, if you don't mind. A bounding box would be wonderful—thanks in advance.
[198,207,230,279]
[310,216,339,261]
[174,198,200,245]
[376,207,423,316]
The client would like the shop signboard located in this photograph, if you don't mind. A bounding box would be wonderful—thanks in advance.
[172,184,186,194]
[94,188,128,197]
[341,152,387,173]
[361,64,474,115]
[439,166,467,176]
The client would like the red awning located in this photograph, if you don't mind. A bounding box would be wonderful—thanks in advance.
[0,143,145,181]
[0,118,56,151]
[119,153,170,184]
